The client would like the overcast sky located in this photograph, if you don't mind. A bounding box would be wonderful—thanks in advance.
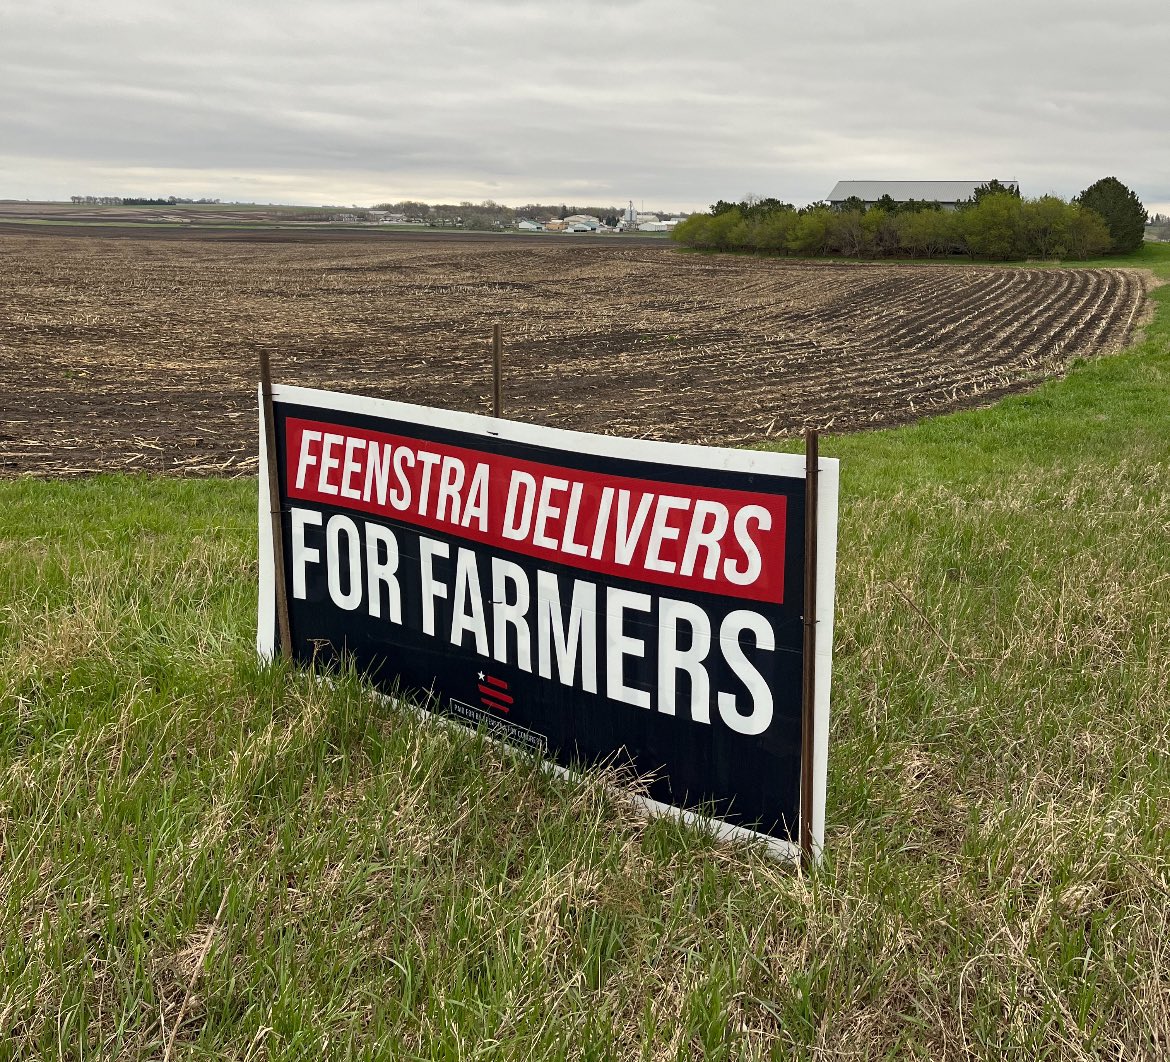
[2,0,1167,213]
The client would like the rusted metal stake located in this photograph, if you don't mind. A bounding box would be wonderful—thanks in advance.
[492,323,503,418]
[260,349,293,661]
[800,428,820,867]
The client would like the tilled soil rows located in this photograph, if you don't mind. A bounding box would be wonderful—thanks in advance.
[0,231,1151,477]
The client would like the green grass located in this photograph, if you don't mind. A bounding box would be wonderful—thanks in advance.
[1030,240,1170,271]
[2,252,1169,1059]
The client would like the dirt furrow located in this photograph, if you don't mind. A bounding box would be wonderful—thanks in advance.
[0,232,1150,476]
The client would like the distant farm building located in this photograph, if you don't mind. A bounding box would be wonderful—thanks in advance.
[517,219,543,231]
[616,211,677,232]
[826,180,1020,211]
[639,215,687,232]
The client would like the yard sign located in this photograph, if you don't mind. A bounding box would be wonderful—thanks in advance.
[258,385,838,860]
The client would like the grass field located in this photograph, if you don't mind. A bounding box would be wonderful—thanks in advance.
[1,245,1168,1059]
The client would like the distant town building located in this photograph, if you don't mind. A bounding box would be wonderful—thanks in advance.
[825,180,1020,211]
[563,214,601,230]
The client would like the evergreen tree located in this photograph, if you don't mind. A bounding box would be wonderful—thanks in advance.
[966,180,1021,206]
[1074,177,1147,254]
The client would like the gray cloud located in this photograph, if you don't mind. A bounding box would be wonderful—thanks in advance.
[1,0,1167,211]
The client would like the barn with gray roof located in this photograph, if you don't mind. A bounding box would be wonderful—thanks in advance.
[825,180,1020,210]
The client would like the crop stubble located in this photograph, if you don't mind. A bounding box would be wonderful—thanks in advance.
[0,231,1150,477]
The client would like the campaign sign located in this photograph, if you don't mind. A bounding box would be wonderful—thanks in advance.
[258,386,838,858]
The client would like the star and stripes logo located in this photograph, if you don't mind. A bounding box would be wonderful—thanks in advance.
[477,671,513,713]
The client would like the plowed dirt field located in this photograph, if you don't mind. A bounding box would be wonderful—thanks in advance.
[0,231,1151,477]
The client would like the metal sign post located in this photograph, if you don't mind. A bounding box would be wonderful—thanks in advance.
[492,323,504,418]
[800,428,820,867]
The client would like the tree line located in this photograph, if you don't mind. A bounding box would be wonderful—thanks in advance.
[671,178,1147,261]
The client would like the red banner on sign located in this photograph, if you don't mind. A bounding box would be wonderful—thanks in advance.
[285,417,787,603]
